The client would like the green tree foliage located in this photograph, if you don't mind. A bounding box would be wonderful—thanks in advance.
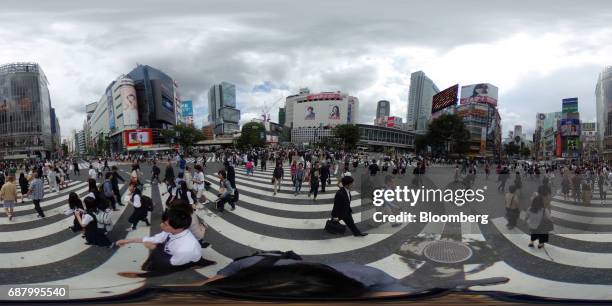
[424,114,470,156]
[161,124,205,153]
[236,122,266,149]
[333,124,360,151]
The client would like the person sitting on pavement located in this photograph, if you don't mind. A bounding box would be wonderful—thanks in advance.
[116,208,216,278]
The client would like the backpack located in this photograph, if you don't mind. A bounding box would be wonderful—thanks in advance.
[141,195,154,212]
[103,181,113,197]
[93,211,112,232]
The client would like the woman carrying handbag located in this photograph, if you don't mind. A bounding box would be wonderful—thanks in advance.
[525,193,552,249]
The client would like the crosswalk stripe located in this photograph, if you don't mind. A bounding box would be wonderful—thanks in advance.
[552,210,612,225]
[0,190,134,269]
[203,188,361,212]
[194,206,405,255]
[492,217,612,268]
[7,182,88,214]
[207,175,352,200]
[26,227,149,300]
[551,200,612,213]
[465,261,612,300]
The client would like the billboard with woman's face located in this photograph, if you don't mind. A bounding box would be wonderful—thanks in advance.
[460,83,498,106]
[121,84,139,126]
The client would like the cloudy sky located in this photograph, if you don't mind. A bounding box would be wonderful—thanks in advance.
[1,0,611,139]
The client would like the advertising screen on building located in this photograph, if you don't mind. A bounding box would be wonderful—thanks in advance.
[106,89,115,129]
[293,100,348,128]
[562,97,578,113]
[432,84,459,113]
[181,100,193,117]
[124,128,153,149]
[120,84,139,126]
[582,122,596,131]
[460,83,498,106]
[560,118,581,136]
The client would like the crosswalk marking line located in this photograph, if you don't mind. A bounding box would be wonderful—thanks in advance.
[552,210,612,225]
[0,184,145,270]
[230,176,343,195]
[234,172,341,189]
[492,217,612,269]
[23,226,149,300]
[7,182,89,213]
[0,217,73,243]
[207,175,352,200]
[202,191,371,229]
[205,186,361,212]
[465,261,612,300]
[0,191,92,224]
[366,254,424,279]
[0,184,126,241]
[552,195,612,205]
[461,221,486,242]
[551,200,612,213]
[196,209,404,255]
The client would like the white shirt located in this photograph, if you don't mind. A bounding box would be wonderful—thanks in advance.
[81,213,94,226]
[194,172,205,189]
[89,169,97,179]
[142,230,202,266]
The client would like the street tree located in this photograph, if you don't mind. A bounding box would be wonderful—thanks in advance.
[160,124,205,153]
[236,122,266,149]
[425,114,470,156]
[333,124,360,151]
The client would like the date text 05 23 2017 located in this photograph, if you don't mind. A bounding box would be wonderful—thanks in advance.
[0,285,69,300]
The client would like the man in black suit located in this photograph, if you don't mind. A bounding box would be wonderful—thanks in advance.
[331,176,367,237]
[319,161,330,192]
[224,161,238,208]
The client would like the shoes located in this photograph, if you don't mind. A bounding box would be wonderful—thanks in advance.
[117,272,143,278]
[230,206,236,211]
[37,214,45,218]
[118,203,125,206]
[126,227,135,232]
[354,233,368,237]
[200,241,211,248]
[273,191,277,196]
[538,244,545,249]
[528,243,534,248]
[8,215,13,221]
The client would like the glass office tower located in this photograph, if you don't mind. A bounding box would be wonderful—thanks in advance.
[0,63,53,158]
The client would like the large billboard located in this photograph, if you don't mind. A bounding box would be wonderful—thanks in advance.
[152,79,176,124]
[432,84,459,113]
[562,97,578,113]
[120,84,139,126]
[582,122,596,131]
[559,118,581,136]
[106,88,115,129]
[181,100,193,117]
[460,83,498,106]
[124,128,153,150]
[293,100,348,128]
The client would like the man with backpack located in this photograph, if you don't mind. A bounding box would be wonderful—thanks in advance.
[103,172,117,211]
[151,161,161,184]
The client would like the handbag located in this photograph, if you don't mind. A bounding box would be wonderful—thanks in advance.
[325,219,346,234]
[538,210,554,232]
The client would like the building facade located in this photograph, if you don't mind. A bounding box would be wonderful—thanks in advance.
[455,101,501,159]
[541,112,562,160]
[284,88,359,144]
[376,100,390,120]
[406,71,439,134]
[596,66,612,161]
[0,63,54,159]
[86,65,182,154]
[208,81,241,136]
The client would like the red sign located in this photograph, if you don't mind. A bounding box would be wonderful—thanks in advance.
[306,93,341,101]
[124,128,153,148]
[555,133,562,157]
[387,116,396,128]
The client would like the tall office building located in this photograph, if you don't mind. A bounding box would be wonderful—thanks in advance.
[208,81,241,135]
[0,63,54,159]
[596,66,612,160]
[376,100,390,120]
[406,71,439,134]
